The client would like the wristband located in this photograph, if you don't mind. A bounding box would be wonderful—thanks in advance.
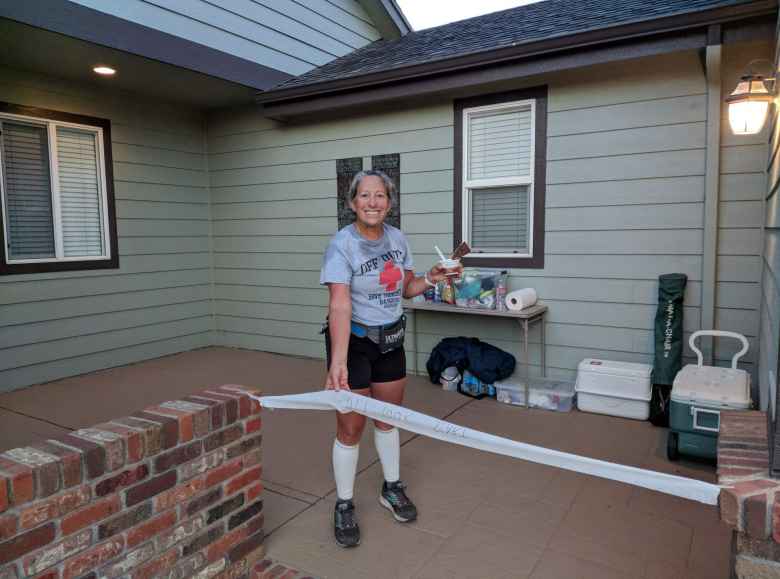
[423,272,436,287]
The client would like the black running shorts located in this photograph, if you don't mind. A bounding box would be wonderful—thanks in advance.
[325,333,406,389]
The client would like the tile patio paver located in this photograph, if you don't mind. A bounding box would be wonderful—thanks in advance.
[263,488,314,535]
[0,347,732,578]
[0,407,71,450]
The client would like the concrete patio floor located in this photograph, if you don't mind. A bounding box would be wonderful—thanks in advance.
[0,347,732,578]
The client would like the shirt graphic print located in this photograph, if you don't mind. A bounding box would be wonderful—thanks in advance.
[320,223,414,326]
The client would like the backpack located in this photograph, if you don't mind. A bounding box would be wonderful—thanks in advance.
[426,337,515,387]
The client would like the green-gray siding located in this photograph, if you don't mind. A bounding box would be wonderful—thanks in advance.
[206,46,766,382]
[0,67,213,390]
[1,41,771,393]
[67,0,381,76]
[759,19,780,414]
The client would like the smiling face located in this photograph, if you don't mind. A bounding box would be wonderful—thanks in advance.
[350,175,390,229]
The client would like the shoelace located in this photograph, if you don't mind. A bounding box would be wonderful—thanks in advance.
[337,504,357,529]
[386,484,411,507]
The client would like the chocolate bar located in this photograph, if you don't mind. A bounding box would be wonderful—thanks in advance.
[450,241,471,260]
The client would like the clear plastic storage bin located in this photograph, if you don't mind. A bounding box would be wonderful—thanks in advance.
[452,269,501,310]
[494,376,575,412]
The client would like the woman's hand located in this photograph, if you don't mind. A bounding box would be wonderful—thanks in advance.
[325,361,350,390]
[428,262,463,284]
[325,283,351,390]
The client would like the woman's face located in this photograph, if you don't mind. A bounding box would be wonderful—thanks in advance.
[350,175,390,228]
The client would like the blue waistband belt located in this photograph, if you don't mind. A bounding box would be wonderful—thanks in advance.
[350,319,400,340]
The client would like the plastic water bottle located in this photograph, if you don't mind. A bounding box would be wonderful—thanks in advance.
[496,271,508,312]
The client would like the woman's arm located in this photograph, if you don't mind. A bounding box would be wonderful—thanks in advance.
[402,271,428,299]
[402,263,464,299]
[325,283,352,390]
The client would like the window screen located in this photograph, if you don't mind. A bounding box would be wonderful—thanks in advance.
[1,121,55,260]
[470,185,530,253]
[57,127,104,257]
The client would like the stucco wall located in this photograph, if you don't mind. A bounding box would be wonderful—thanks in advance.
[206,45,767,382]
[0,67,213,390]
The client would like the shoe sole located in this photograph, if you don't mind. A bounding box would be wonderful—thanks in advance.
[335,538,360,548]
[379,495,416,523]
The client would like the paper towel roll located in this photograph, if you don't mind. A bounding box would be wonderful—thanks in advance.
[505,288,537,311]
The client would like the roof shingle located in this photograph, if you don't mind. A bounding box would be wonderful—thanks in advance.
[269,0,758,93]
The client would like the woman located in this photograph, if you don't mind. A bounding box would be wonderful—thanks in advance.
[319,169,461,548]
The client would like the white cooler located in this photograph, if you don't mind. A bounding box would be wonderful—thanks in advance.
[575,359,653,420]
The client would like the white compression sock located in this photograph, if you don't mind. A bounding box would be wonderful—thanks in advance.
[374,427,400,483]
[333,439,360,500]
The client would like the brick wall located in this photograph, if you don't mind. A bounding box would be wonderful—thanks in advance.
[0,384,264,579]
[717,410,780,577]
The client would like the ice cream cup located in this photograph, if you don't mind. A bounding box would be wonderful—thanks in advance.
[439,258,461,276]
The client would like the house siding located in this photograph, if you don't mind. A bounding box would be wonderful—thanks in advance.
[720,40,772,405]
[207,45,766,381]
[67,0,381,77]
[0,67,213,391]
[759,18,780,414]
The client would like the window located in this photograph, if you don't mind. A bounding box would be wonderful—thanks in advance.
[454,87,547,268]
[0,103,117,274]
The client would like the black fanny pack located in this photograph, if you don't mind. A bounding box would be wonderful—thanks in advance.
[321,316,406,354]
[373,315,406,354]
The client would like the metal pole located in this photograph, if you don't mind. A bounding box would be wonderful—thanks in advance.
[540,314,546,377]
[523,319,530,408]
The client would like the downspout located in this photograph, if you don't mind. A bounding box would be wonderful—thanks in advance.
[702,24,722,365]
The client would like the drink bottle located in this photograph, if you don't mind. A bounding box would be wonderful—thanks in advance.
[496,271,508,312]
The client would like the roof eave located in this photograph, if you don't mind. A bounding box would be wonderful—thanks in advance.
[257,0,777,105]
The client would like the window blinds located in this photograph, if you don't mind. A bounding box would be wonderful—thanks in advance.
[471,185,530,253]
[468,107,532,180]
[1,122,55,260]
[56,127,104,257]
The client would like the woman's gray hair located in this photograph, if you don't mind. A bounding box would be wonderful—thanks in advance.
[347,169,396,202]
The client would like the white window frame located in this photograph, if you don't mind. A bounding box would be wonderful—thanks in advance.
[0,111,111,265]
[461,99,536,258]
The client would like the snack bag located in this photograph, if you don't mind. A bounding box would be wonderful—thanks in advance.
[441,281,455,304]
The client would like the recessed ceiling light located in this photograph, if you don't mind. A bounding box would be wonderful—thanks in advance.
[93,66,116,76]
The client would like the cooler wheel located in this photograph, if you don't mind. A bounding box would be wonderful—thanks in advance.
[667,431,679,461]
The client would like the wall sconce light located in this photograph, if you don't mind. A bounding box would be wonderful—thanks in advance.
[726,59,776,136]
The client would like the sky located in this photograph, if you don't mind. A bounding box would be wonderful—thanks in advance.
[396,0,540,31]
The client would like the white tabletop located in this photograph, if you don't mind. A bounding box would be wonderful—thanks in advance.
[403,301,547,319]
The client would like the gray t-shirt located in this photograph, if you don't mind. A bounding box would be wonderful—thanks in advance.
[320,223,414,326]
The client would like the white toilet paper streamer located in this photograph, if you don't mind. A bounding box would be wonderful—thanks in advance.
[505,288,537,311]
[250,390,720,505]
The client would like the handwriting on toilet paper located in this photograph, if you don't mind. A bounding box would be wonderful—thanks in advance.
[341,394,467,438]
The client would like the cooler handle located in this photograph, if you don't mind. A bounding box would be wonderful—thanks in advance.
[689,330,749,369]
[691,406,721,433]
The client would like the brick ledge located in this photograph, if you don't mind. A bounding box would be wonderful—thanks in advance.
[718,411,780,544]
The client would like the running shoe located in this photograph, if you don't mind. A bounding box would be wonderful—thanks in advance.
[334,499,361,547]
[379,480,418,523]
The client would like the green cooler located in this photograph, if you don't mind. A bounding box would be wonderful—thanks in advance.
[667,330,751,461]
